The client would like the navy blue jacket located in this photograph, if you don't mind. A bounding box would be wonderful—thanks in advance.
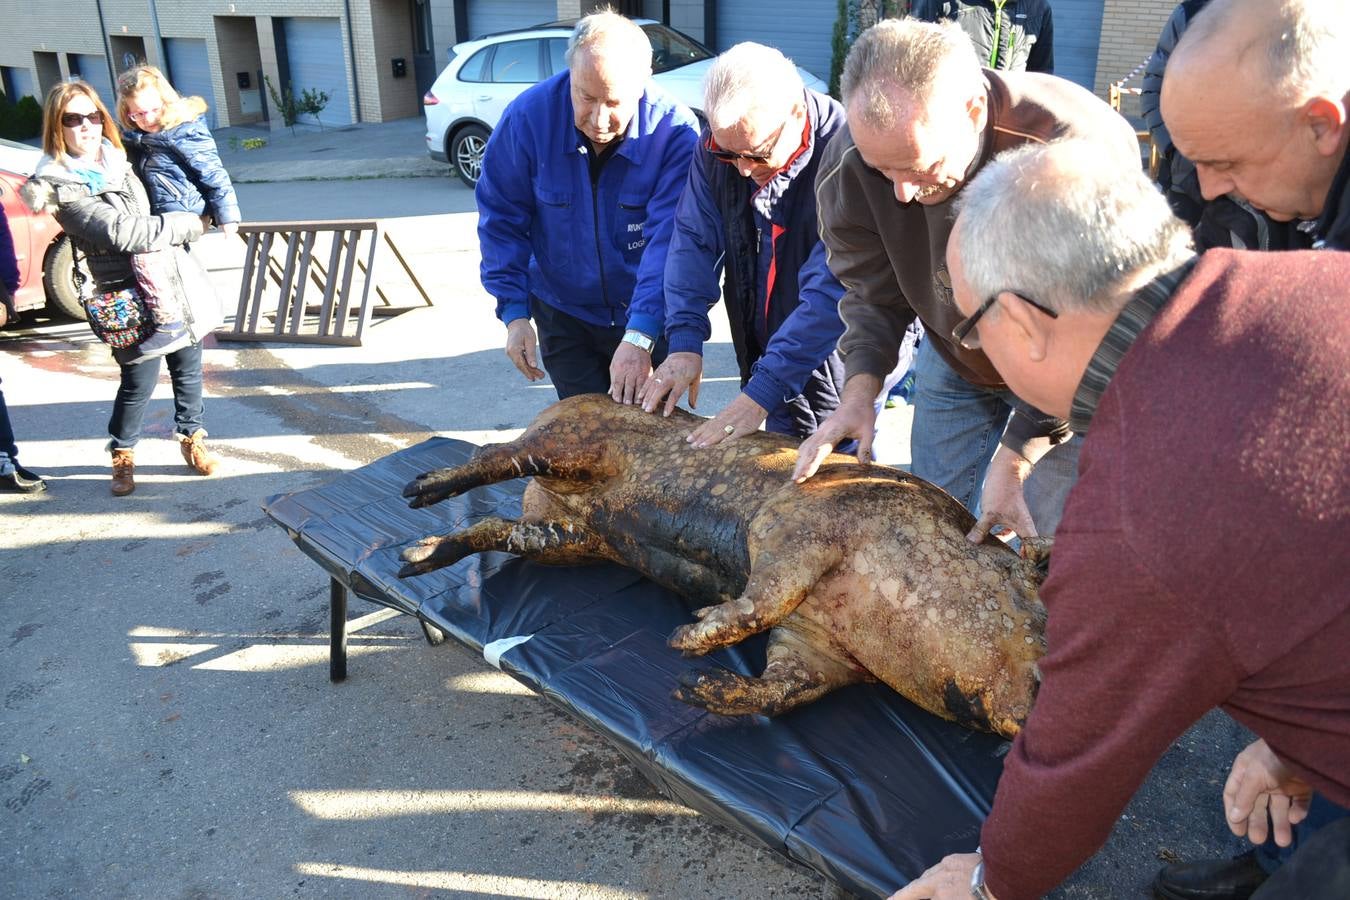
[664,89,848,435]
[123,116,241,225]
[477,71,699,335]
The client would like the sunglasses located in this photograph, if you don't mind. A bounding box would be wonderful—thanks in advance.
[951,292,1059,351]
[704,119,788,164]
[61,110,104,128]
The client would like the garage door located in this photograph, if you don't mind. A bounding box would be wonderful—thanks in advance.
[2,66,36,102]
[69,54,115,108]
[281,17,353,125]
[1052,0,1105,90]
[716,0,838,82]
[164,38,217,129]
[467,0,555,40]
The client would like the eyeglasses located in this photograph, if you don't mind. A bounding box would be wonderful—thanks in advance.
[127,106,161,122]
[61,110,103,128]
[705,119,788,164]
[951,292,1059,351]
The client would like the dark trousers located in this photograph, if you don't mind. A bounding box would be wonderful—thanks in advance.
[0,377,18,472]
[1253,815,1350,899]
[107,341,205,450]
[530,296,666,400]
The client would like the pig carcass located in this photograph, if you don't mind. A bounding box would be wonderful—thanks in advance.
[399,394,1045,739]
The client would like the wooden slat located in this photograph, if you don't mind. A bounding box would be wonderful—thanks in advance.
[289,230,317,335]
[352,223,380,343]
[247,231,275,333]
[316,230,344,338]
[273,231,301,335]
[382,232,434,308]
[332,229,363,339]
[235,232,260,328]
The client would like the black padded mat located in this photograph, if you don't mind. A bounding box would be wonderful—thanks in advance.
[263,436,1006,898]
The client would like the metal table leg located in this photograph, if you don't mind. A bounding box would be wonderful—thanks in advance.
[330,577,348,682]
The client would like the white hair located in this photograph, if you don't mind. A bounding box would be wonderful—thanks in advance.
[840,18,983,131]
[954,140,1195,315]
[702,43,804,133]
[565,9,653,74]
[1179,0,1350,100]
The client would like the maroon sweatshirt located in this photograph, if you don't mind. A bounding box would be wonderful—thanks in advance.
[980,249,1350,900]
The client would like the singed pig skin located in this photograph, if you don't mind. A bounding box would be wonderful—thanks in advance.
[400,394,1045,739]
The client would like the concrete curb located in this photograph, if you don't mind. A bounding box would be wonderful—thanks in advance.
[228,156,449,184]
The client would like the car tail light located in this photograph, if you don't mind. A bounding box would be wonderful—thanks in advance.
[423,91,439,105]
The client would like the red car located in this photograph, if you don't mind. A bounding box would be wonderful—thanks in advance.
[1,137,80,319]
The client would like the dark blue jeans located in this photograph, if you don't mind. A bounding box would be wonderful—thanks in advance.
[1256,794,1349,875]
[107,341,205,450]
[1253,811,1350,898]
[0,376,19,475]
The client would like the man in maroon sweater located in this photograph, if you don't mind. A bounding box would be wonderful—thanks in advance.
[890,139,1350,900]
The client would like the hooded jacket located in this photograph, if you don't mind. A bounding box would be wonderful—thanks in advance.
[121,97,241,225]
[22,142,204,302]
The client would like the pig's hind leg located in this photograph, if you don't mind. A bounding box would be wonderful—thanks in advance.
[398,517,612,577]
[673,621,867,717]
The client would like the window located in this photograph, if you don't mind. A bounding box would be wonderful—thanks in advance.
[642,24,713,75]
[547,38,567,76]
[457,47,490,82]
[490,40,542,84]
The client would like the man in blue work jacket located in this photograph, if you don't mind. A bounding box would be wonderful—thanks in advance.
[636,42,854,447]
[476,11,699,402]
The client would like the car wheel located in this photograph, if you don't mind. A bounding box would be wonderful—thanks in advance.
[42,236,84,321]
[451,125,490,187]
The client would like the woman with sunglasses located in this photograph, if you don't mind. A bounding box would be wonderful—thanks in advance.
[21,81,217,497]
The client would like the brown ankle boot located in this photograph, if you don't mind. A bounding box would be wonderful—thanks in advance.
[178,430,219,476]
[111,449,135,496]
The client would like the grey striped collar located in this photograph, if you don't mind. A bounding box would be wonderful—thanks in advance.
[1069,255,1199,434]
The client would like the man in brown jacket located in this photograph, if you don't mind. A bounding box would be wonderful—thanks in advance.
[891,139,1350,900]
[793,19,1138,542]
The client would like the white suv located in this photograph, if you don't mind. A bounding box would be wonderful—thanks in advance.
[423,19,828,185]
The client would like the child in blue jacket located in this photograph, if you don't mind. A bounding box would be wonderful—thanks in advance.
[115,65,240,358]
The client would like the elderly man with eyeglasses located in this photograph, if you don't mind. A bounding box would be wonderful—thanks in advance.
[637,42,872,448]
[889,137,1350,900]
[792,18,1139,545]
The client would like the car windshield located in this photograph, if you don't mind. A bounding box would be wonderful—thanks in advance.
[641,24,713,74]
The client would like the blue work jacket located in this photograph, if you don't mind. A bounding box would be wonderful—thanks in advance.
[477,71,698,335]
[663,88,848,421]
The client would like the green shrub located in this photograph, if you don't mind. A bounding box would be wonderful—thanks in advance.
[0,91,42,141]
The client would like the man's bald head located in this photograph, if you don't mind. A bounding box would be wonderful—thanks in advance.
[1160,0,1350,221]
[1167,0,1348,102]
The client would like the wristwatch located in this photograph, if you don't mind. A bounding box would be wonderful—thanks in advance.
[621,329,655,353]
[970,857,993,900]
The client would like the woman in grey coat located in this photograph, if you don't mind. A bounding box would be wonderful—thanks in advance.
[22,81,218,496]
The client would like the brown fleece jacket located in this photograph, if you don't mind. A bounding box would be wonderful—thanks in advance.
[816,68,1140,389]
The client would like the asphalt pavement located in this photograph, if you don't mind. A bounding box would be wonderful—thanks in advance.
[0,115,1253,899]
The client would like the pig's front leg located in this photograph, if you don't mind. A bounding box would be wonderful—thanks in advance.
[669,542,840,653]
